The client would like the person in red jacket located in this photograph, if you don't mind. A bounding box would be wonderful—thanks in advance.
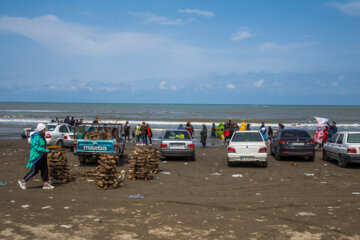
[322,126,329,148]
[146,124,153,145]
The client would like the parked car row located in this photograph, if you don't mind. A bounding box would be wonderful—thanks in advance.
[26,124,360,168]
[160,128,360,169]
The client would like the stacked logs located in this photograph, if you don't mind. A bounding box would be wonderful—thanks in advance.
[128,147,162,180]
[85,129,113,140]
[96,154,125,190]
[47,150,73,183]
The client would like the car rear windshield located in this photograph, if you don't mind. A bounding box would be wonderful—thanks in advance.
[281,130,310,138]
[232,132,263,142]
[164,131,191,140]
[347,134,360,143]
[46,125,56,131]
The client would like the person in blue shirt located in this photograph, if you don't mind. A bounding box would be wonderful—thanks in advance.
[326,121,338,139]
[259,122,268,141]
[178,124,184,129]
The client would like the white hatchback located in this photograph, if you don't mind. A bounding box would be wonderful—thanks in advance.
[227,131,268,167]
[323,131,360,167]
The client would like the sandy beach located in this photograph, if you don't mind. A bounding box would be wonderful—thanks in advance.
[0,139,360,240]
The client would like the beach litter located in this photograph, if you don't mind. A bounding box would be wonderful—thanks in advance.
[304,173,314,176]
[21,205,29,208]
[352,192,360,195]
[128,195,144,199]
[232,174,243,178]
[161,171,171,175]
[0,182,8,186]
[10,200,15,203]
[210,173,222,176]
[41,206,51,210]
[60,225,72,229]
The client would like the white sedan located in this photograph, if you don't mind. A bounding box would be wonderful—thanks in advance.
[227,131,268,167]
[27,123,74,147]
[323,131,360,167]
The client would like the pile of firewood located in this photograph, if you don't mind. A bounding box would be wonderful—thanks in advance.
[85,129,113,140]
[47,150,74,183]
[128,147,162,180]
[96,154,125,190]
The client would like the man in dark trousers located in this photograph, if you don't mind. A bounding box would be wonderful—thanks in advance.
[211,123,216,138]
[124,121,131,142]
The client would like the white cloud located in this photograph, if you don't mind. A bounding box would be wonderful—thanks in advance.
[171,86,177,91]
[254,79,264,88]
[273,81,281,86]
[129,12,183,25]
[178,9,215,17]
[259,41,317,52]
[0,15,200,56]
[226,83,236,89]
[331,81,338,87]
[329,1,360,17]
[230,28,254,41]
[159,81,167,90]
[338,75,345,80]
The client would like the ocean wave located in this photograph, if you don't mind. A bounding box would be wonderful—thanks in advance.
[1,118,359,129]
[0,110,63,113]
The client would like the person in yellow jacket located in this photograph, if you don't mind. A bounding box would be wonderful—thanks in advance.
[18,123,54,190]
[135,124,141,145]
[240,122,247,131]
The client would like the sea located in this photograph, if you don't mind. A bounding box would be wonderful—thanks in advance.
[1,102,360,141]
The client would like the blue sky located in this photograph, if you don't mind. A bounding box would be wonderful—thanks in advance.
[0,0,359,105]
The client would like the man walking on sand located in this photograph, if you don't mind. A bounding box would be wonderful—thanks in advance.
[18,123,54,190]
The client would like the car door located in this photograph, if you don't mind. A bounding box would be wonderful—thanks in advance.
[59,125,69,145]
[271,132,280,152]
[334,134,344,160]
[327,134,339,159]
[64,125,74,146]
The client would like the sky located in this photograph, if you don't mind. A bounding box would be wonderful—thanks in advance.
[0,0,359,105]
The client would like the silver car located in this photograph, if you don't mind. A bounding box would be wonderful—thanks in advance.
[160,129,195,160]
[28,123,74,147]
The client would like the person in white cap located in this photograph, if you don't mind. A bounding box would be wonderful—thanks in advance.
[18,123,54,190]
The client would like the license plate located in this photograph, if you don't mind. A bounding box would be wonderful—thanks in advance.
[240,157,254,160]
[291,143,304,146]
[170,143,185,149]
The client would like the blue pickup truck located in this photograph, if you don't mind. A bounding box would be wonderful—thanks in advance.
[73,124,125,165]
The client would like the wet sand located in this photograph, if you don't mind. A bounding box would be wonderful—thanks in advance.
[0,139,360,240]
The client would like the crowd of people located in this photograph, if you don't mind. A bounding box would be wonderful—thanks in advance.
[50,116,84,126]
[313,122,338,150]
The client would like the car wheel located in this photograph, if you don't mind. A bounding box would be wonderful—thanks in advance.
[322,150,328,161]
[56,140,63,147]
[227,161,234,167]
[308,154,315,162]
[78,156,86,165]
[188,155,195,161]
[338,154,348,168]
[275,148,281,160]
[258,161,267,168]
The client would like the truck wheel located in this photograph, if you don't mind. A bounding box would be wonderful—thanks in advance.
[56,140,64,147]
[262,161,268,168]
[79,156,86,165]
[338,155,348,168]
